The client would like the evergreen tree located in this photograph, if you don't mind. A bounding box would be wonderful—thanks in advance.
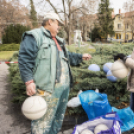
[2,24,30,44]
[30,0,38,27]
[97,0,115,39]
[91,26,101,42]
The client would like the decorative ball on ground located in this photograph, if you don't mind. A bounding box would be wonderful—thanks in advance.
[127,55,131,58]
[94,124,109,134]
[107,70,117,82]
[81,129,94,134]
[21,96,47,120]
[111,59,129,79]
[103,62,113,73]
[88,64,100,72]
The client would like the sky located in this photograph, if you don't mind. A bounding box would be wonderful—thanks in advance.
[109,0,128,14]
[20,0,128,15]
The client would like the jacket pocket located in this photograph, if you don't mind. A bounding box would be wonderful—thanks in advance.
[33,63,52,91]
[37,43,51,65]
[33,43,52,92]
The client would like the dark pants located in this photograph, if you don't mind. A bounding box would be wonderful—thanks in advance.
[130,93,134,112]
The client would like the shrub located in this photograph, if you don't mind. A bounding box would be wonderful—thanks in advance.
[0,44,20,51]
[2,24,30,44]
[8,44,134,115]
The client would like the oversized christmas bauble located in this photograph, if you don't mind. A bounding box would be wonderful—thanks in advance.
[103,62,113,73]
[107,70,117,82]
[111,59,129,79]
[81,129,94,134]
[88,64,100,72]
[21,96,47,120]
[127,55,131,58]
[94,124,108,134]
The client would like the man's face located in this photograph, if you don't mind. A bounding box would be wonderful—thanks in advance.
[49,19,59,37]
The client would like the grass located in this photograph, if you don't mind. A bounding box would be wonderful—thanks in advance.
[0,51,16,60]
[66,43,96,54]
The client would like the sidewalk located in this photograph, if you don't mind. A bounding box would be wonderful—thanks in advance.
[0,63,31,134]
[0,63,133,134]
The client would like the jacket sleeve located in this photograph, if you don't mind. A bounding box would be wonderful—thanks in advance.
[18,35,38,83]
[68,51,83,66]
[125,57,134,69]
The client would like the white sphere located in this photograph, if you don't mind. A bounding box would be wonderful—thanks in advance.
[111,59,129,78]
[94,124,108,134]
[88,64,100,72]
[107,70,117,82]
[103,62,113,73]
[21,96,47,120]
[81,129,94,134]
[127,55,131,58]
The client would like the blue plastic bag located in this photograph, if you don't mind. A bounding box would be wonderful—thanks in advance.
[79,90,112,120]
[112,107,134,132]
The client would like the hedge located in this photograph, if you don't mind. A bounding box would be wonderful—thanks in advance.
[0,44,20,51]
[8,43,134,115]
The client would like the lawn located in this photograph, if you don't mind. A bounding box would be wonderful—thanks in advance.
[0,51,16,60]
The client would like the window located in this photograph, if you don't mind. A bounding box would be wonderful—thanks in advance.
[126,34,129,39]
[118,24,121,29]
[125,24,129,29]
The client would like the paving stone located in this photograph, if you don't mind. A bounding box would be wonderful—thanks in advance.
[63,128,73,134]
[57,132,63,134]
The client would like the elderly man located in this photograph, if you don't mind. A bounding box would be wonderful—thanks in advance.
[19,13,92,134]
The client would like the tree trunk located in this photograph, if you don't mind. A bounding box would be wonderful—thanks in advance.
[82,25,87,41]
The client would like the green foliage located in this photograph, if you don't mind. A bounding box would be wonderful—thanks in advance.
[57,26,65,38]
[97,0,115,38]
[8,44,134,115]
[2,24,30,44]
[30,0,38,27]
[91,26,101,42]
[0,44,20,51]
[8,52,27,103]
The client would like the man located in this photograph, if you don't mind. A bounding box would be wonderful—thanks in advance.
[19,13,92,134]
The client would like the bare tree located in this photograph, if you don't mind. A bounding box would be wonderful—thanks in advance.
[35,0,99,44]
[123,0,134,41]
[0,0,32,38]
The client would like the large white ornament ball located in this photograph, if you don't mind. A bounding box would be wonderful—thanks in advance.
[103,62,113,73]
[94,124,109,134]
[107,70,117,82]
[81,129,94,134]
[88,64,100,72]
[111,59,129,78]
[127,55,131,58]
[21,96,47,120]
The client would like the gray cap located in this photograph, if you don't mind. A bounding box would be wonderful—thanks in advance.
[44,13,64,25]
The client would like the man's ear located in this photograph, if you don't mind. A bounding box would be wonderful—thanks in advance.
[48,19,52,26]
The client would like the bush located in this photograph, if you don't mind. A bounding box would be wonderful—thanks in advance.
[0,44,20,51]
[2,24,30,44]
[8,44,134,115]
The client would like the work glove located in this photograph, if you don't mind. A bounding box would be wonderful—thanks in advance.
[113,53,128,62]
[26,83,36,96]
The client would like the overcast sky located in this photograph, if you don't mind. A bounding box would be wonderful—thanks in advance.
[20,0,128,14]
[109,0,128,14]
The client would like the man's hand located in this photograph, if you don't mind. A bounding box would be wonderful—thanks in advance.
[82,53,92,61]
[26,83,36,96]
[113,53,127,62]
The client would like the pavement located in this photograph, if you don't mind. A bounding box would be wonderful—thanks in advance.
[0,63,133,134]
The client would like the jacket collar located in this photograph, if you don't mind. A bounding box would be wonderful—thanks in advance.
[41,26,64,45]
